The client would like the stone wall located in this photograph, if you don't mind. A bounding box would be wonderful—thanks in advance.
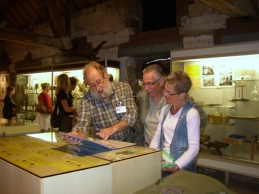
[2,0,142,83]
[1,0,259,79]
[180,0,229,48]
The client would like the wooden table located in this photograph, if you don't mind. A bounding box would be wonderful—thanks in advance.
[135,170,237,194]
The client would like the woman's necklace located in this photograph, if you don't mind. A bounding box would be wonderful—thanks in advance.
[170,105,179,115]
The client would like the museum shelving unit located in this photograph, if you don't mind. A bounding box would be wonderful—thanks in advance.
[170,41,259,185]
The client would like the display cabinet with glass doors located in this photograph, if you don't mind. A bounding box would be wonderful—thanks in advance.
[16,67,53,122]
[15,59,120,123]
[170,41,259,167]
[15,67,85,122]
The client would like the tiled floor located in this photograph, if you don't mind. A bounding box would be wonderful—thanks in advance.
[197,167,259,194]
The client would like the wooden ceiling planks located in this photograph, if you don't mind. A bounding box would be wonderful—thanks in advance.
[0,0,105,49]
[200,0,259,19]
[0,0,103,30]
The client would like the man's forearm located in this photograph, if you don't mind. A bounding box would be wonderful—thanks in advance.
[111,120,130,132]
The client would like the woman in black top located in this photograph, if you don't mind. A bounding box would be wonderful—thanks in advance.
[3,86,17,119]
[56,74,77,132]
[69,76,79,127]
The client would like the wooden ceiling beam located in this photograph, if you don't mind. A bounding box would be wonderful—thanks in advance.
[65,0,71,36]
[200,0,259,19]
[13,4,28,25]
[83,0,90,7]
[71,0,79,10]
[57,0,65,9]
[3,12,15,28]
[0,28,65,49]
[6,9,22,28]
[19,1,33,20]
[42,0,58,37]
[25,3,45,32]
[44,0,73,49]
[0,0,20,12]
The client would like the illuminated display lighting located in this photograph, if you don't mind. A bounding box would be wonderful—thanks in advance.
[146,58,170,64]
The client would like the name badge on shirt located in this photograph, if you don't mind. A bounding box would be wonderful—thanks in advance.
[116,106,126,113]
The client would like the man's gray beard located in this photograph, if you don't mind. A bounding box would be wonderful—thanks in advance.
[90,81,113,100]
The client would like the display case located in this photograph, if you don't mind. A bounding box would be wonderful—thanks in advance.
[15,66,85,122]
[0,72,9,118]
[16,69,52,121]
[170,41,259,182]
[15,59,120,123]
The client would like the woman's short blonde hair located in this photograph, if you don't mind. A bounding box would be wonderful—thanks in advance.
[165,70,192,93]
[41,83,50,90]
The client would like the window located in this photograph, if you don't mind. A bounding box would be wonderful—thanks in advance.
[143,0,176,32]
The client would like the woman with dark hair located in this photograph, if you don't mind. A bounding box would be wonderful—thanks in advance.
[56,74,77,132]
[68,76,79,127]
[108,74,114,82]
[3,86,17,119]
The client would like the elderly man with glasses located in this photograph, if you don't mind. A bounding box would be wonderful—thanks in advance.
[70,61,137,141]
[128,64,166,146]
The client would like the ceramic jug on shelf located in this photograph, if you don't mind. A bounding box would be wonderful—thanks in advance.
[250,84,259,101]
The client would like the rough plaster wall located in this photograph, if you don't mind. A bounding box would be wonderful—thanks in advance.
[180,0,229,48]
[119,56,136,84]
[71,0,139,36]
[5,0,140,82]
[69,0,139,82]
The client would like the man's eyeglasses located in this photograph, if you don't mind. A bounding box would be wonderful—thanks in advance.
[143,77,162,87]
[89,78,104,90]
[163,87,181,96]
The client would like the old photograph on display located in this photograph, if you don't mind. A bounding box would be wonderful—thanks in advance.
[219,64,233,86]
[202,65,214,75]
[219,75,233,86]
[201,64,234,88]
[201,65,216,87]
[202,76,215,87]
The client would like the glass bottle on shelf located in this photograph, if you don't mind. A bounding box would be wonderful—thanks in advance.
[34,101,37,111]
[232,85,249,101]
[23,101,26,110]
[250,84,259,101]
[20,115,24,123]
[27,102,30,111]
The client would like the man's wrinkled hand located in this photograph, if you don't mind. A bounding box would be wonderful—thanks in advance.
[96,127,116,140]
[68,130,86,138]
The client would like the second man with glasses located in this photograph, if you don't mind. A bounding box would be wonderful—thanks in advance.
[128,64,166,146]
